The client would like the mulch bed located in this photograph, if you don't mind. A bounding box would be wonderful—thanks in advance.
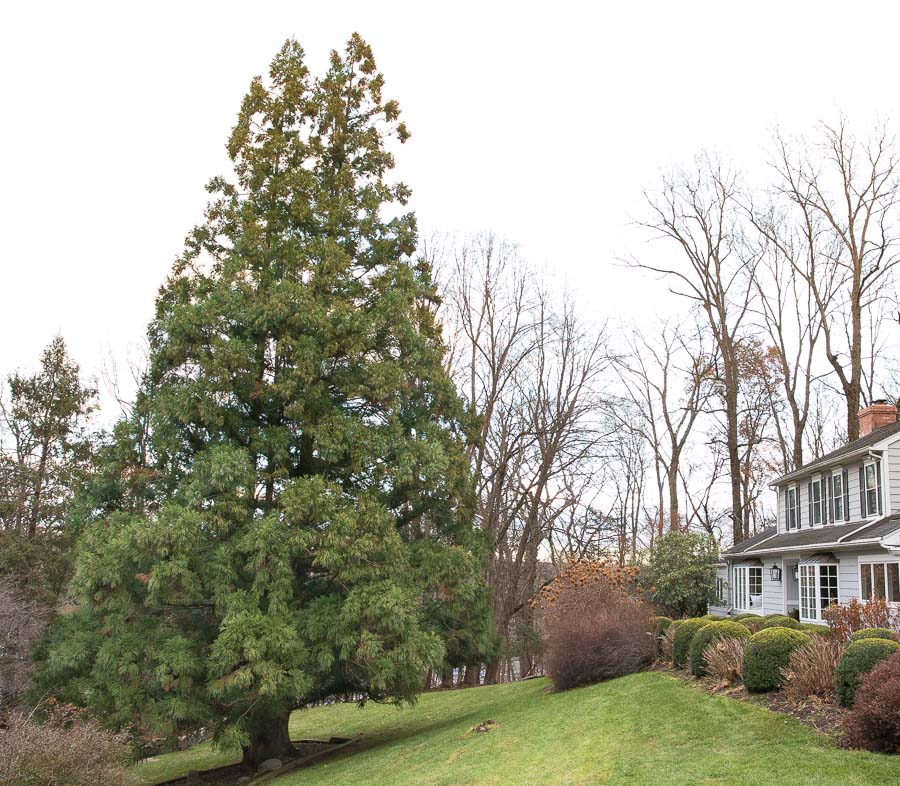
[654,662,851,746]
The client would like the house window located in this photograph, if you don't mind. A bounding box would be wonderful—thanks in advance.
[811,477,823,525]
[733,566,763,611]
[832,470,844,521]
[798,563,839,621]
[860,562,900,603]
[787,485,798,530]
[862,461,882,518]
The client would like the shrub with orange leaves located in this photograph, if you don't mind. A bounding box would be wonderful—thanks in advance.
[532,560,642,613]
[823,598,899,642]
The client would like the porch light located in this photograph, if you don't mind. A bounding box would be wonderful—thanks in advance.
[791,564,798,581]
[769,564,782,582]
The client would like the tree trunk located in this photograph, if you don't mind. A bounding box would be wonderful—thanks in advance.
[441,667,454,689]
[463,663,480,687]
[483,657,501,685]
[724,359,743,545]
[667,460,680,533]
[241,711,295,769]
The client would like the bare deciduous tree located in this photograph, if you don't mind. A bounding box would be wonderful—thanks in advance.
[771,118,900,440]
[634,155,758,543]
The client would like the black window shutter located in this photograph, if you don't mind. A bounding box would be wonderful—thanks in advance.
[860,466,866,518]
[807,481,813,526]
[843,469,849,521]
[877,460,883,516]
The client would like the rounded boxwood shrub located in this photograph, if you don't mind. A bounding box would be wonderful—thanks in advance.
[799,623,832,638]
[742,627,810,692]
[759,614,801,630]
[849,627,898,643]
[836,638,900,706]
[655,616,673,635]
[701,614,725,621]
[672,619,708,669]
[731,613,755,621]
[689,620,751,677]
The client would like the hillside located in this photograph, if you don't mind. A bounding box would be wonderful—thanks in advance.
[137,672,900,785]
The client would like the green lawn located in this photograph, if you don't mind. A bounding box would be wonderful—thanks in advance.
[136,672,900,785]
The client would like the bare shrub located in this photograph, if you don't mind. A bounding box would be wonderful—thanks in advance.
[781,637,846,701]
[823,598,898,642]
[0,704,141,786]
[660,624,677,662]
[0,576,50,707]
[536,561,655,691]
[704,637,746,685]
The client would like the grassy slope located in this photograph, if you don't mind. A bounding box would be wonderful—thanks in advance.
[137,672,900,786]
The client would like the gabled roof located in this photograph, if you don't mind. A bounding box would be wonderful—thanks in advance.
[721,514,900,557]
[772,420,900,486]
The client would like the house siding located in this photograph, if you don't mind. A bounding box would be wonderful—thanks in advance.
[889,441,900,513]
[761,564,783,615]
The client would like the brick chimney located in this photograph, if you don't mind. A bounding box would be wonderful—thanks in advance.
[858,399,899,437]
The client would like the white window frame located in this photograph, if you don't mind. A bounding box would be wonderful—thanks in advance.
[859,559,900,604]
[786,484,798,530]
[811,475,823,525]
[733,565,763,612]
[798,562,839,622]
[831,469,844,522]
[863,460,881,519]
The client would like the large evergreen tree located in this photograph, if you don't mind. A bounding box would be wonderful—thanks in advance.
[36,36,487,766]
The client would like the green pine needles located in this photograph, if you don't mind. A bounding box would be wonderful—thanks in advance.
[34,35,489,767]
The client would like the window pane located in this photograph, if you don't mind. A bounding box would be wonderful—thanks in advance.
[861,564,873,600]
[833,476,843,519]
[813,481,822,524]
[749,568,762,597]
[868,489,878,516]
[866,463,877,489]
[819,565,838,613]
[888,564,900,603]
[800,565,814,620]
[874,563,886,599]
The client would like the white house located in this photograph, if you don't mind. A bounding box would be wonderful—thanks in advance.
[711,401,900,623]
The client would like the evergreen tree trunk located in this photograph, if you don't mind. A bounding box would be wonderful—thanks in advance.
[241,712,295,769]
[463,663,479,687]
[441,667,454,689]
[483,657,501,685]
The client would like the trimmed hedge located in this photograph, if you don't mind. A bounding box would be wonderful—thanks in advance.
[655,616,674,635]
[701,614,725,621]
[742,627,810,692]
[836,638,900,706]
[799,623,832,638]
[731,613,756,621]
[689,621,751,677]
[758,614,801,630]
[672,619,708,668]
[850,627,898,643]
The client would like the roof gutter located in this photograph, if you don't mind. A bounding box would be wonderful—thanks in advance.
[723,537,883,558]
[769,447,883,488]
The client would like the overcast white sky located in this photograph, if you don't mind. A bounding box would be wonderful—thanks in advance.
[2,1,899,417]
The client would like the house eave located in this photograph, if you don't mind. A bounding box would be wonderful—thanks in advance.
[769,447,884,488]
[723,537,883,558]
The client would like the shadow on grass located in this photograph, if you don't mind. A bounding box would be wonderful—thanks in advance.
[307,685,531,765]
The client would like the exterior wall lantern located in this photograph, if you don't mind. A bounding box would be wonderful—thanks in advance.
[791,564,799,581]
[769,564,782,582]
